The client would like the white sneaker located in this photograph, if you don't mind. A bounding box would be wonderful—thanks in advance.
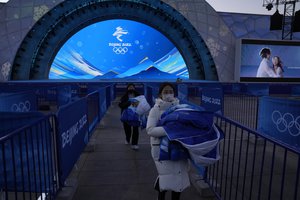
[131,145,139,150]
[125,140,129,145]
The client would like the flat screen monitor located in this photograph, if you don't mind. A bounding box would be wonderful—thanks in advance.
[235,38,300,82]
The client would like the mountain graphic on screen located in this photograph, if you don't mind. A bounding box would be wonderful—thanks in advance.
[125,66,177,79]
[116,57,157,78]
[94,70,119,79]
[49,19,189,79]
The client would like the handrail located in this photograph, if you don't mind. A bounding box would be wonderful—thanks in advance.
[0,114,56,142]
[215,113,300,155]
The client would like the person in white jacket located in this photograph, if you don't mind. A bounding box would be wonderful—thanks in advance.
[256,48,279,78]
[146,82,190,200]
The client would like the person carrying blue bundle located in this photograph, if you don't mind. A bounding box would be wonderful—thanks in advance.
[119,84,140,150]
[120,95,150,129]
[146,82,188,200]
[158,106,223,167]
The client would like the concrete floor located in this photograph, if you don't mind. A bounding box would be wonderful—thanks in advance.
[58,99,213,200]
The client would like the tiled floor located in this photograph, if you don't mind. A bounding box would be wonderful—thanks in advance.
[65,100,207,200]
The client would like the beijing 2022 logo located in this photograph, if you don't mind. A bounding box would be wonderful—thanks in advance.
[271,110,300,137]
[109,26,132,55]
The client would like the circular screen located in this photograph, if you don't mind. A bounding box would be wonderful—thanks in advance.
[49,19,188,80]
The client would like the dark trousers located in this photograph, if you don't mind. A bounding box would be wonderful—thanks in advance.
[123,122,139,145]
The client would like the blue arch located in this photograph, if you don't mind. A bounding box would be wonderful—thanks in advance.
[12,0,218,80]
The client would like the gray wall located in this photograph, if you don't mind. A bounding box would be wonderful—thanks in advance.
[2,0,294,82]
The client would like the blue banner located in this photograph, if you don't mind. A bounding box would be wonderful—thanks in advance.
[201,88,223,114]
[246,84,269,96]
[232,83,247,94]
[178,84,188,101]
[57,85,72,107]
[110,85,115,102]
[258,96,300,150]
[57,98,89,184]
[98,88,107,120]
[106,86,111,109]
[87,92,100,133]
[291,85,300,96]
[0,91,37,112]
[35,87,57,105]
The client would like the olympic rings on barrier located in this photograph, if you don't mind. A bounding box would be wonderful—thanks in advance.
[11,101,31,112]
[112,47,128,54]
[271,110,300,137]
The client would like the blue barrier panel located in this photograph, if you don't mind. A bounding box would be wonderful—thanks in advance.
[87,92,100,134]
[71,84,81,98]
[111,85,115,102]
[222,83,233,94]
[98,88,107,120]
[178,84,188,101]
[57,85,72,107]
[258,96,300,150]
[201,88,223,114]
[0,91,37,112]
[232,83,247,94]
[57,98,89,184]
[246,84,269,96]
[291,85,300,96]
[269,84,292,95]
[37,87,56,101]
[0,112,44,136]
[106,86,111,109]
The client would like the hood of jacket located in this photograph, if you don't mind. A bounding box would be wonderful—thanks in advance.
[154,98,179,112]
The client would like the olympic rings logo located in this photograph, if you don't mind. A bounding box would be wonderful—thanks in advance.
[112,47,128,54]
[11,101,31,112]
[271,110,300,137]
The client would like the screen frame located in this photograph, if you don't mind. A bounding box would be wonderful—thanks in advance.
[235,38,300,83]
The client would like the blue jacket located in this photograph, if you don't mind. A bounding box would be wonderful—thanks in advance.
[158,105,223,166]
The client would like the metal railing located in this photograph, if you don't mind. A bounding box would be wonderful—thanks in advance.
[206,114,300,200]
[223,94,259,130]
[0,115,59,200]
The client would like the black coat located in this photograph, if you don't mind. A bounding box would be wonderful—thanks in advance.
[118,90,140,114]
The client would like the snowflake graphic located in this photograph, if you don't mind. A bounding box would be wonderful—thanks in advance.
[1,62,11,80]
[219,25,229,37]
[33,5,49,21]
[206,38,220,58]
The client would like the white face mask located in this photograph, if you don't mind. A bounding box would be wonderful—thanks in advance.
[162,94,174,102]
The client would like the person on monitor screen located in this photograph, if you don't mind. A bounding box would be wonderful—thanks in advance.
[256,48,279,78]
[146,82,189,200]
[118,84,140,150]
[272,56,284,78]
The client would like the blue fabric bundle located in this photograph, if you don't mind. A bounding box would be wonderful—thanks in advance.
[159,136,190,161]
[120,107,140,127]
[158,104,223,166]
